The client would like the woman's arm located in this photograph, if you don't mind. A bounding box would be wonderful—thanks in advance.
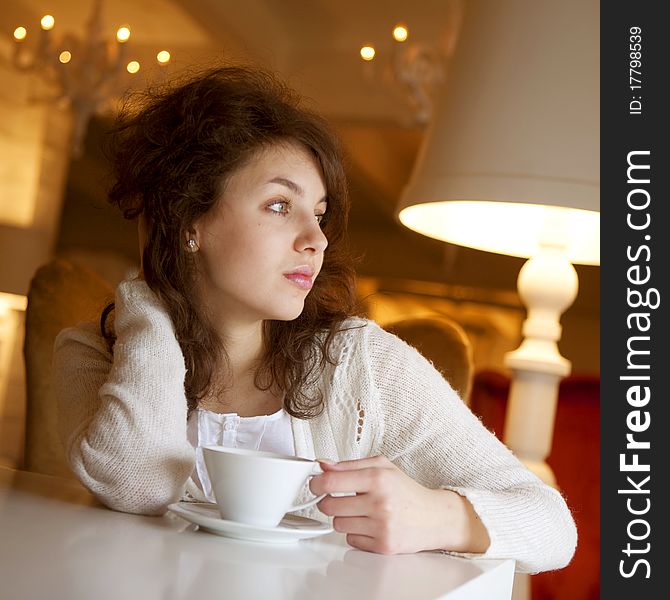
[314,455,490,555]
[312,321,576,573]
[53,279,194,515]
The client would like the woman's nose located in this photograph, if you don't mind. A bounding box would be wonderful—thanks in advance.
[295,215,328,254]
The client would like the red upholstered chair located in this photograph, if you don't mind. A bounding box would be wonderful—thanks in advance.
[470,370,600,600]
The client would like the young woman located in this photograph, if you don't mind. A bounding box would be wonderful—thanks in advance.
[53,66,576,572]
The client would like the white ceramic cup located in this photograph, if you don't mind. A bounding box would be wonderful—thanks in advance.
[202,446,326,528]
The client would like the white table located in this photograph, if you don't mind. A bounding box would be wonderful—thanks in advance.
[0,468,515,599]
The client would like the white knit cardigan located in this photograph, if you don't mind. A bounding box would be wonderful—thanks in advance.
[52,280,577,573]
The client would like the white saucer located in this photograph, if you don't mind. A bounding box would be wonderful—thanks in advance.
[167,502,333,544]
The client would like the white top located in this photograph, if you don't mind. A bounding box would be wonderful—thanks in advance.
[53,279,577,573]
[187,408,295,502]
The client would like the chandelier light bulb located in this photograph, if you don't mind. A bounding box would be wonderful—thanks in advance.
[8,1,161,157]
[393,24,409,42]
[40,15,55,31]
[156,50,171,64]
[360,46,376,61]
[13,27,27,41]
[116,27,131,43]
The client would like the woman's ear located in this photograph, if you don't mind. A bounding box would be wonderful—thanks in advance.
[185,225,200,252]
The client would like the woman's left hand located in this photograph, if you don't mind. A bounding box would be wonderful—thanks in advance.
[310,455,490,555]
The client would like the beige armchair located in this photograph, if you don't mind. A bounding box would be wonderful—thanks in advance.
[385,316,474,403]
[23,259,112,478]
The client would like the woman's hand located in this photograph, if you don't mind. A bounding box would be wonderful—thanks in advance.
[310,455,490,555]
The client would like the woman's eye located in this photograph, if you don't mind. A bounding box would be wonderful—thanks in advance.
[315,213,325,225]
[268,200,289,215]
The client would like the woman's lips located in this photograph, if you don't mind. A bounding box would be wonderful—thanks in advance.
[283,267,315,290]
[283,272,314,290]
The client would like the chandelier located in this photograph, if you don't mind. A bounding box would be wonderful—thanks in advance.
[358,16,460,126]
[11,0,171,156]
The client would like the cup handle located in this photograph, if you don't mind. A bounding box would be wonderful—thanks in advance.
[288,492,327,513]
[287,465,326,513]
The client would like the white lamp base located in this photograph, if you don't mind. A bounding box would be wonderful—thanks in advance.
[503,244,579,600]
[502,243,578,487]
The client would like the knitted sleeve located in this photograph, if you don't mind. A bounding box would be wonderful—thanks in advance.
[52,279,194,515]
[364,322,577,573]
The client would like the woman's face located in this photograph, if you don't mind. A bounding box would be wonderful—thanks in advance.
[192,141,329,326]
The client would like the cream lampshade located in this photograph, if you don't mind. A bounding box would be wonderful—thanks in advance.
[397,0,599,487]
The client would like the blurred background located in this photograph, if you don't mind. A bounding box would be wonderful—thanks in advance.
[0,1,599,598]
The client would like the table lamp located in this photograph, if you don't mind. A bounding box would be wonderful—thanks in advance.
[397,0,599,487]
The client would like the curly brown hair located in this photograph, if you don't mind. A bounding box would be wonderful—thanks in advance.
[102,65,360,418]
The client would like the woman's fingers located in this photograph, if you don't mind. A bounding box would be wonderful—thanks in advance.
[311,456,443,555]
[338,512,415,555]
[346,534,395,555]
[310,466,392,496]
[318,493,367,517]
[318,455,390,471]
[333,516,377,536]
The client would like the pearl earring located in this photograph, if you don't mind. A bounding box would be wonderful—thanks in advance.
[187,239,198,251]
